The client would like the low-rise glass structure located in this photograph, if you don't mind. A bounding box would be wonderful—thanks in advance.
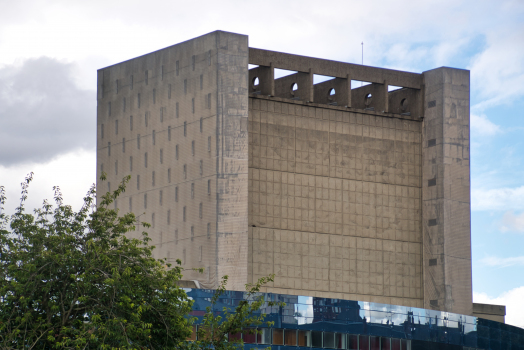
[186,289,524,350]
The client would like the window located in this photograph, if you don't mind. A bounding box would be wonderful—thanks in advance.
[144,193,147,208]
[115,160,118,175]
[137,93,141,108]
[168,84,172,99]
[122,138,125,153]
[176,60,179,76]
[184,79,187,94]
[176,102,179,118]
[200,160,203,176]
[192,141,195,156]
[183,165,187,179]
[200,74,203,90]
[101,124,104,139]
[137,134,140,149]
[190,226,194,241]
[145,112,148,127]
[207,93,211,109]
[175,186,178,202]
[191,98,195,113]
[130,75,133,90]
[129,156,133,171]
[208,136,211,152]
[207,223,211,238]
[167,209,171,225]
[168,126,171,141]
[208,179,211,194]
[191,55,195,71]
[107,182,111,193]
[152,130,156,145]
[129,197,132,211]
[199,202,202,218]
[130,115,133,130]
[168,168,171,183]
[144,152,148,168]
[108,142,111,156]
[200,118,203,132]
[160,107,163,122]
[161,65,164,80]
[176,145,179,160]
[184,121,187,136]
[159,190,163,205]
[183,206,186,222]
[183,248,186,264]
[101,163,103,173]
[153,88,156,104]
[145,70,148,85]
[160,149,163,164]
[123,97,126,112]
[191,183,194,199]
[208,50,211,65]
[115,119,118,135]
[152,171,155,186]
[108,102,111,116]
[151,213,155,228]
[175,229,178,244]
[199,246,202,261]
[137,175,140,190]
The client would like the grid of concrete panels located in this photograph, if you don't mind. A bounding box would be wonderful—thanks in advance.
[249,168,422,240]
[248,98,422,188]
[96,43,219,284]
[249,227,422,307]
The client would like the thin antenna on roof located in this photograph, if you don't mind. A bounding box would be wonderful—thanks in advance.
[361,42,364,86]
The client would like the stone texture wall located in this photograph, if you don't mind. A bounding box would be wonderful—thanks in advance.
[248,96,424,307]
[96,31,249,290]
[422,67,472,315]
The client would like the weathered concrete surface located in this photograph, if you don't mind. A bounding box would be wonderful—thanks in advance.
[473,303,506,323]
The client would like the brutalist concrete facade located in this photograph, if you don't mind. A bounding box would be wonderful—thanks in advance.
[96,31,472,316]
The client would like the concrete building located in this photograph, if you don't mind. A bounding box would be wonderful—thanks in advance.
[97,30,485,318]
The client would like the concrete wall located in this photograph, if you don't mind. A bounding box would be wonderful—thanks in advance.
[248,96,424,307]
[421,67,472,316]
[473,303,506,323]
[96,30,249,290]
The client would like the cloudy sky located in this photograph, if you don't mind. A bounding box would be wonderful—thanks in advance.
[1,0,523,327]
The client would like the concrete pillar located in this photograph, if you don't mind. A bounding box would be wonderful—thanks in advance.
[421,67,472,315]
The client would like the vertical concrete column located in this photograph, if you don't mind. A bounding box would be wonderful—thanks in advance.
[422,67,472,315]
[214,31,250,291]
[383,79,389,113]
[345,74,352,108]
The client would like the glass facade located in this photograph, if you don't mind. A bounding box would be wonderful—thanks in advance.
[185,289,524,350]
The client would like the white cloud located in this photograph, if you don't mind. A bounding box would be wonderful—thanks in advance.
[474,287,524,328]
[500,211,524,232]
[470,113,501,136]
[0,150,96,217]
[472,186,524,211]
[481,255,524,267]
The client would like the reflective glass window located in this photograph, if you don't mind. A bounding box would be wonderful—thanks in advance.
[348,334,359,350]
[272,329,283,345]
[324,332,335,348]
[359,335,369,350]
[382,337,391,350]
[242,329,256,344]
[392,338,401,350]
[335,333,347,349]
[298,330,311,347]
[228,332,241,342]
[257,328,271,344]
[312,331,323,348]
[370,336,380,350]
[284,329,297,346]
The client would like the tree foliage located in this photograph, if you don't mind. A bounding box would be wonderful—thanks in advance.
[0,174,280,349]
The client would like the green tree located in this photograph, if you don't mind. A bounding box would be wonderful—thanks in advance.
[0,174,280,349]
